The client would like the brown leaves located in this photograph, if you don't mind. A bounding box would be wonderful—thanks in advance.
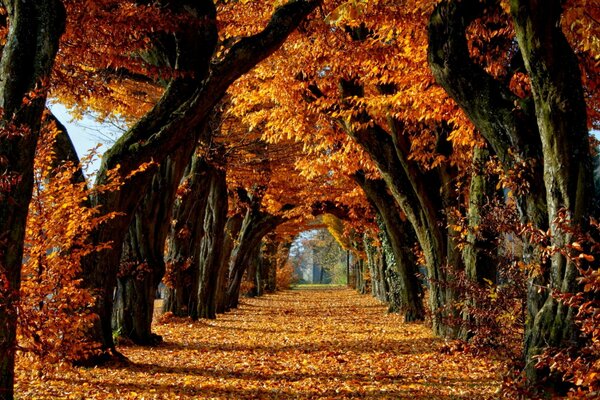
[17,288,500,398]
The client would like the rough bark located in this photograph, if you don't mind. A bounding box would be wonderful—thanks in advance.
[163,156,211,317]
[428,0,597,385]
[196,161,228,319]
[463,147,498,284]
[78,0,320,360]
[354,173,425,321]
[0,1,64,398]
[243,245,262,298]
[113,145,195,344]
[215,215,243,314]
[510,0,596,383]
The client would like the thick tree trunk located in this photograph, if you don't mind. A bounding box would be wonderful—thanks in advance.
[196,162,228,319]
[459,146,499,339]
[463,147,498,284]
[354,173,425,321]
[0,1,64,398]
[78,0,320,361]
[215,215,244,314]
[112,261,162,345]
[163,156,211,317]
[243,245,262,298]
[113,146,195,344]
[510,0,596,383]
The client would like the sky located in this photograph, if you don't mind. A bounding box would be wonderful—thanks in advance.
[49,103,123,178]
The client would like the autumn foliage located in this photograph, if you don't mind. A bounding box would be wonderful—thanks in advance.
[1,0,599,398]
[18,121,121,364]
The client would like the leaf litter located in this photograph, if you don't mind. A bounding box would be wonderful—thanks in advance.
[16,287,500,399]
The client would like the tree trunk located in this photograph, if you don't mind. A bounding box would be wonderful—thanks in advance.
[215,215,244,314]
[354,173,425,321]
[364,233,387,303]
[226,203,283,310]
[355,258,367,294]
[243,245,262,298]
[163,156,211,317]
[463,146,498,284]
[78,0,320,361]
[510,0,596,384]
[262,234,279,293]
[459,146,499,339]
[0,1,64,398]
[113,146,195,344]
[196,161,228,319]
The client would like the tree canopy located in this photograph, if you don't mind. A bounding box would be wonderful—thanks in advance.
[0,0,599,398]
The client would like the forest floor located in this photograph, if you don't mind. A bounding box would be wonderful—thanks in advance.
[15,288,501,399]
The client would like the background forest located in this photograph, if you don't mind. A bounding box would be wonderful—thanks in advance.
[0,0,599,398]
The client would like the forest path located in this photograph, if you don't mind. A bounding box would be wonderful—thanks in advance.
[17,288,500,399]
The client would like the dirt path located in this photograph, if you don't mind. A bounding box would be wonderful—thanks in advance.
[16,288,500,399]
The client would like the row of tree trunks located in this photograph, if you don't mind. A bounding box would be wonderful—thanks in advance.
[354,173,425,321]
[335,76,462,337]
[428,0,596,385]
[225,194,284,310]
[77,0,321,360]
[0,1,65,398]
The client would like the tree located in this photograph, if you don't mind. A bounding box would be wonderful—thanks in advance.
[0,1,64,397]
[228,0,473,336]
[428,0,598,384]
[53,0,321,361]
[353,172,425,321]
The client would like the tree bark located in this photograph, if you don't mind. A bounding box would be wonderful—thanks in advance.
[163,155,211,317]
[243,245,262,298]
[78,0,320,360]
[463,146,498,285]
[215,215,243,314]
[0,1,64,398]
[427,0,547,227]
[196,161,228,319]
[510,0,596,383]
[354,173,425,321]
[262,234,279,293]
[113,145,195,344]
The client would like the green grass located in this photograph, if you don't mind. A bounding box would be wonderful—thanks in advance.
[290,283,347,290]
